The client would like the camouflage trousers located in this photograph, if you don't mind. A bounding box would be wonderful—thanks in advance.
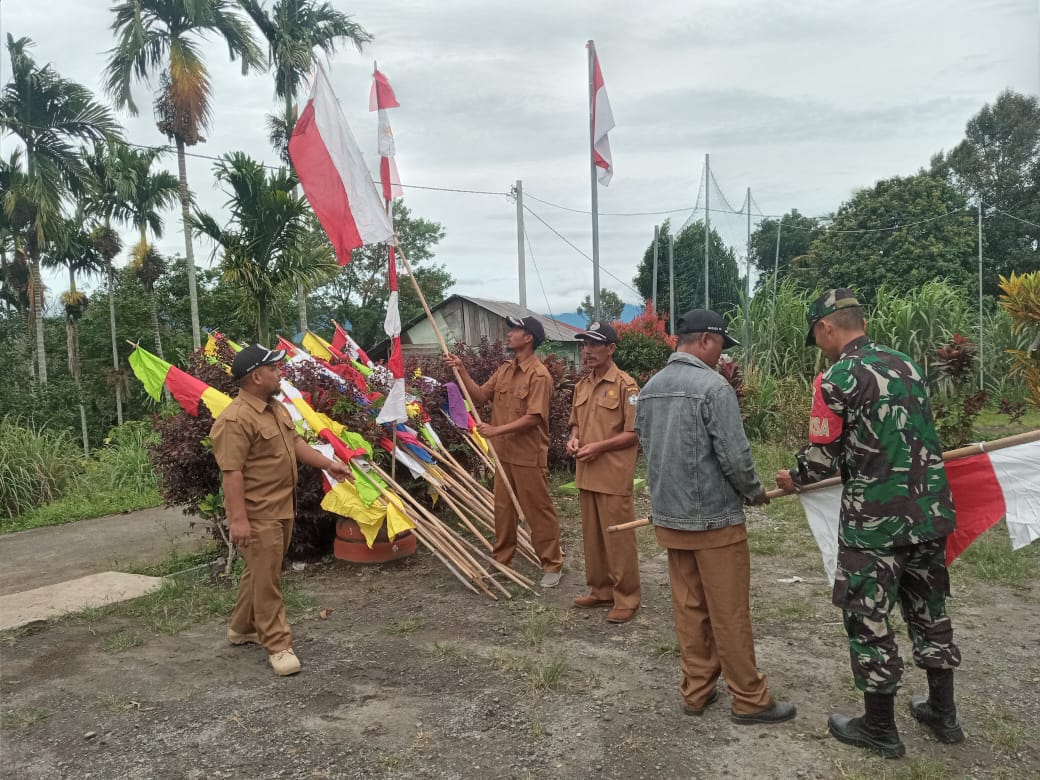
[832,538,961,694]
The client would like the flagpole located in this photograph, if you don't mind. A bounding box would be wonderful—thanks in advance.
[588,39,601,322]
[607,428,1040,533]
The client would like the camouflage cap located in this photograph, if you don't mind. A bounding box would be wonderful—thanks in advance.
[805,288,861,346]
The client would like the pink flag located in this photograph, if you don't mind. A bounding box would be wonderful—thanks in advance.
[289,65,393,264]
[588,43,615,186]
[370,67,403,201]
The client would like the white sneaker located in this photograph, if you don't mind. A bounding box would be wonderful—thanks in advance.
[269,648,301,676]
[540,571,563,589]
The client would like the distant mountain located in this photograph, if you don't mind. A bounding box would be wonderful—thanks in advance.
[545,303,643,328]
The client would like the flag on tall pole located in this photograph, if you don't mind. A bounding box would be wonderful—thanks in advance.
[586,40,614,322]
[289,64,393,265]
[371,63,408,425]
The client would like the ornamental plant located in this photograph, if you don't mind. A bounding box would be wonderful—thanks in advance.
[613,300,676,383]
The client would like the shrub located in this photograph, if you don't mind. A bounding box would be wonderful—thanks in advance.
[613,301,675,383]
[0,417,83,519]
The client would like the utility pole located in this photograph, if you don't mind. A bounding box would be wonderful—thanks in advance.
[978,200,984,391]
[652,225,659,311]
[744,186,751,356]
[704,153,710,309]
[515,180,526,309]
[668,235,676,335]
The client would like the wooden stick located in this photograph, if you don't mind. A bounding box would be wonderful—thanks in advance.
[395,239,528,524]
[607,428,1040,534]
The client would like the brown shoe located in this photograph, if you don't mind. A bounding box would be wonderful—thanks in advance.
[606,605,640,623]
[573,595,613,609]
[227,628,260,646]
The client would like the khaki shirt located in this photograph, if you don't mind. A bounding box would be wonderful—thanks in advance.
[211,391,299,519]
[480,354,552,468]
[568,364,640,495]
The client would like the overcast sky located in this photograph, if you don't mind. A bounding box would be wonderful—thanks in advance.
[3,0,1038,324]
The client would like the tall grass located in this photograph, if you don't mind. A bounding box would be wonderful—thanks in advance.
[0,417,83,518]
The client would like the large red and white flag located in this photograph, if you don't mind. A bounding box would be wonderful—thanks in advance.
[289,65,393,265]
[588,42,615,186]
[371,66,407,424]
[798,438,1040,584]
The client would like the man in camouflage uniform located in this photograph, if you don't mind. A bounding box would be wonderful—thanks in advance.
[775,289,963,758]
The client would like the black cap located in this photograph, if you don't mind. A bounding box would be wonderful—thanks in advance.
[506,315,545,348]
[575,321,619,344]
[676,309,739,348]
[231,345,286,381]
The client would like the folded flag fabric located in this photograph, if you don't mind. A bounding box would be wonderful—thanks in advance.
[445,382,471,429]
[797,437,1040,584]
[128,346,231,419]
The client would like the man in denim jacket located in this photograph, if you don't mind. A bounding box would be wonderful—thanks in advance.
[635,309,796,724]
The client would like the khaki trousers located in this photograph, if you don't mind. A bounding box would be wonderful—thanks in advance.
[493,461,563,572]
[667,539,773,714]
[579,490,640,609]
[229,516,293,653]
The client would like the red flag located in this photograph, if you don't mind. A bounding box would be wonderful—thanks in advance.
[369,67,403,201]
[587,42,615,185]
[289,65,393,264]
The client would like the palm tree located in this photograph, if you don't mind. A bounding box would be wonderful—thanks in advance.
[191,152,337,345]
[128,242,169,358]
[0,35,122,383]
[239,0,371,333]
[44,217,106,454]
[104,0,263,350]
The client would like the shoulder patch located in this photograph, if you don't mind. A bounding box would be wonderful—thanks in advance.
[627,393,638,406]
[809,372,842,444]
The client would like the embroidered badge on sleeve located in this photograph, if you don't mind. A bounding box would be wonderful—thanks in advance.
[808,372,843,444]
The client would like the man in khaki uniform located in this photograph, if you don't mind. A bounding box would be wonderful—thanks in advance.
[211,345,349,676]
[567,321,642,623]
[446,315,565,588]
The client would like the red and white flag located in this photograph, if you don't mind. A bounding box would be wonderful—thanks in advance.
[588,42,615,186]
[799,438,1040,584]
[371,66,407,424]
[370,68,403,201]
[289,65,393,265]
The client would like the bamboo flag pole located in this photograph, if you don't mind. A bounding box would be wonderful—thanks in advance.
[608,429,1040,533]
[394,239,528,524]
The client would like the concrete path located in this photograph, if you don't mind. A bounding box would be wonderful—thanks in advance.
[0,572,165,631]
[0,506,211,597]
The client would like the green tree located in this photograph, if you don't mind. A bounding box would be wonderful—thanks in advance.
[577,288,624,325]
[797,174,976,302]
[310,200,450,348]
[748,208,825,287]
[633,219,743,325]
[105,0,264,350]
[240,0,373,332]
[0,35,122,383]
[931,90,1040,293]
[191,152,338,345]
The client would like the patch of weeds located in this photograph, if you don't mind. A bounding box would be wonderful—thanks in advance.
[384,616,427,635]
[634,524,660,560]
[430,641,462,660]
[282,581,317,621]
[647,634,680,658]
[378,753,404,770]
[101,628,142,652]
[747,523,783,556]
[529,719,547,738]
[952,523,1039,588]
[0,624,37,647]
[751,596,817,623]
[122,544,220,577]
[617,735,649,752]
[96,691,136,713]
[530,654,569,693]
[979,705,1027,753]
[2,707,51,729]
[487,648,530,675]
[411,727,432,750]
[518,605,571,647]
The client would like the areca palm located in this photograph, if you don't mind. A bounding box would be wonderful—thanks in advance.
[43,217,106,454]
[191,152,337,345]
[0,35,122,383]
[239,0,371,332]
[105,0,263,350]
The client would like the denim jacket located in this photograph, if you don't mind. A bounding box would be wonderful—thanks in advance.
[635,352,763,531]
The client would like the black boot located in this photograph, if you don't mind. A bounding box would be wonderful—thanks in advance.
[828,692,906,759]
[910,668,964,743]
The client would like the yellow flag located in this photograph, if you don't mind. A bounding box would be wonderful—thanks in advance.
[320,481,386,547]
[385,501,415,541]
[302,331,333,361]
